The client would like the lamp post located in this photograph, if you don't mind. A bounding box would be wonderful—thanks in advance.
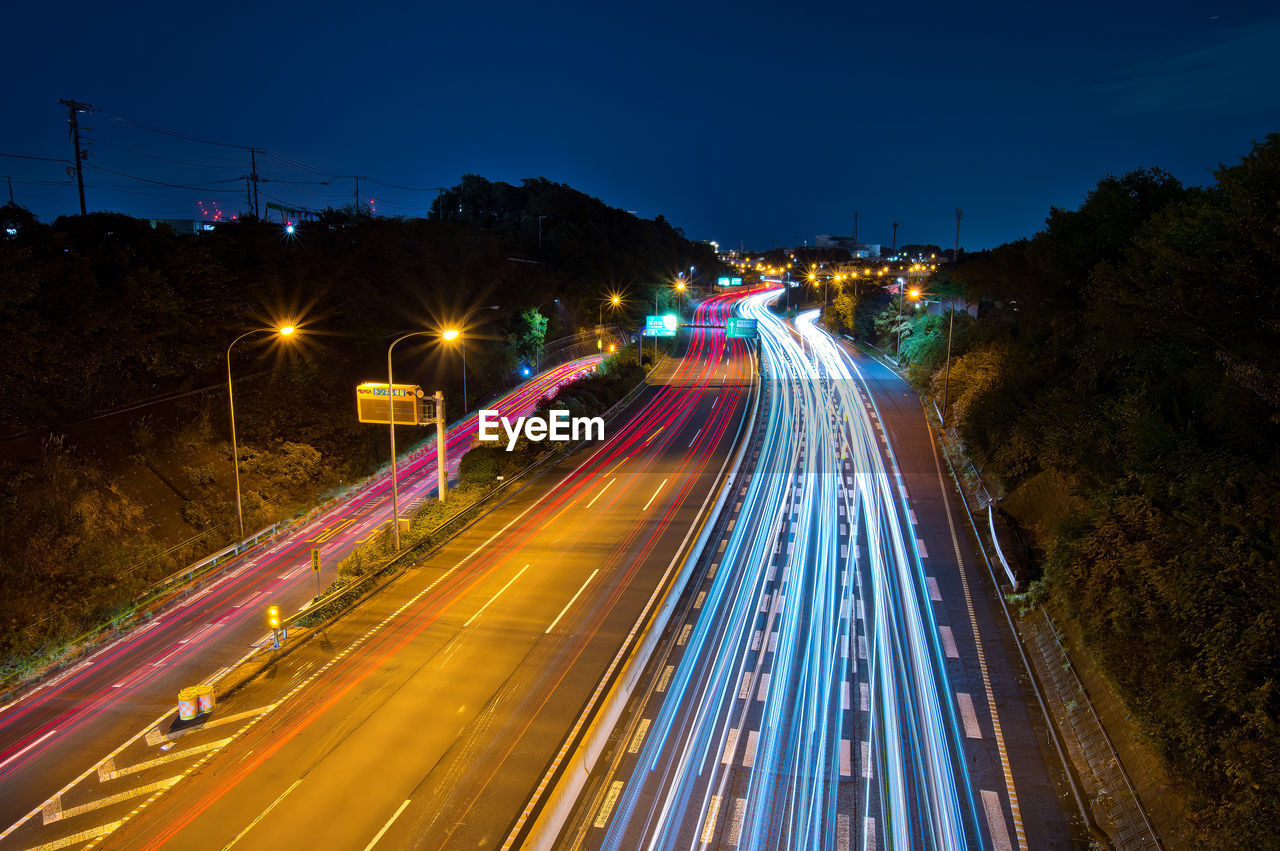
[906,288,958,425]
[385,330,433,551]
[226,325,295,541]
[443,305,499,416]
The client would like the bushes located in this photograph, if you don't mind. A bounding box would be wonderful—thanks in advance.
[913,137,1280,843]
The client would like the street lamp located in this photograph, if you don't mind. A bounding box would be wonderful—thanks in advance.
[442,305,499,415]
[907,288,958,425]
[381,325,453,550]
[226,324,295,541]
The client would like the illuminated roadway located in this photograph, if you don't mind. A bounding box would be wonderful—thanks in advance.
[0,357,601,840]
[6,293,758,849]
[561,291,1075,849]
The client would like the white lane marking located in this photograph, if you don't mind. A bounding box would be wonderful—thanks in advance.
[689,427,703,447]
[842,680,850,710]
[750,630,762,651]
[594,781,624,828]
[837,813,850,851]
[464,563,531,628]
[628,719,651,754]
[694,591,706,609]
[839,738,852,777]
[865,817,878,851]
[363,799,411,851]
[738,672,753,700]
[700,796,722,844]
[545,569,599,634]
[642,478,668,511]
[916,538,929,558]
[28,821,122,851]
[982,789,1014,851]
[926,576,942,602]
[585,478,616,509]
[940,625,960,658]
[957,692,984,739]
[221,779,301,850]
[769,631,779,653]
[721,728,739,764]
[0,729,57,772]
[743,730,758,768]
[861,740,872,778]
[656,665,673,692]
[860,681,869,712]
[756,672,770,702]
[728,797,747,846]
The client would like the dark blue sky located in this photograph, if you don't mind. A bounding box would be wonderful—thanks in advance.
[4,0,1277,250]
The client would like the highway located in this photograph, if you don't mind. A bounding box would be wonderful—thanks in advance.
[5,293,758,850]
[561,291,1076,849]
[0,357,601,839]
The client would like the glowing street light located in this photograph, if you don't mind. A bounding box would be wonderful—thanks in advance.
[226,323,297,541]
[442,305,499,417]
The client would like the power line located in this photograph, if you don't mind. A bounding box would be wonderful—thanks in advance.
[87,163,243,192]
[80,137,242,170]
[0,152,72,164]
[99,109,249,150]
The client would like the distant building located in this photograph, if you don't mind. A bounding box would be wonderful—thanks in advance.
[815,234,880,258]
[148,219,215,235]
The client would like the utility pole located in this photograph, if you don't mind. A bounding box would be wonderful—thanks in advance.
[853,210,859,245]
[248,148,262,218]
[6,175,13,205]
[954,208,963,262]
[892,221,899,252]
[354,175,367,213]
[59,99,92,216]
[432,187,447,220]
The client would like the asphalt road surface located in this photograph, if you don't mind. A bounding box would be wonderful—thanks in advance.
[560,293,1079,850]
[0,358,601,842]
[7,294,757,850]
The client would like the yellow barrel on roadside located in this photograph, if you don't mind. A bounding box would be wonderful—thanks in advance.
[195,683,215,715]
[177,687,199,721]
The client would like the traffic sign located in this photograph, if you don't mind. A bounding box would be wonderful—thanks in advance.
[355,383,436,425]
[726,318,757,339]
[645,315,679,337]
[310,548,321,572]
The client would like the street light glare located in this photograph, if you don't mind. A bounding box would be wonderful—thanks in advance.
[279,325,295,336]
[442,328,460,341]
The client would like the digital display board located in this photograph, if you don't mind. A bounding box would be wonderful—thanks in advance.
[356,383,432,424]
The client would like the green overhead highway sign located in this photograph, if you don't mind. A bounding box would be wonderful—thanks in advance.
[645,314,679,337]
[726,317,757,339]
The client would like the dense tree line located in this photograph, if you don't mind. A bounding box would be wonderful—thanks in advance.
[0,179,716,681]
[845,137,1280,843]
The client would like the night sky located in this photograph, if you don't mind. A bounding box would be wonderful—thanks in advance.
[4,0,1277,250]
